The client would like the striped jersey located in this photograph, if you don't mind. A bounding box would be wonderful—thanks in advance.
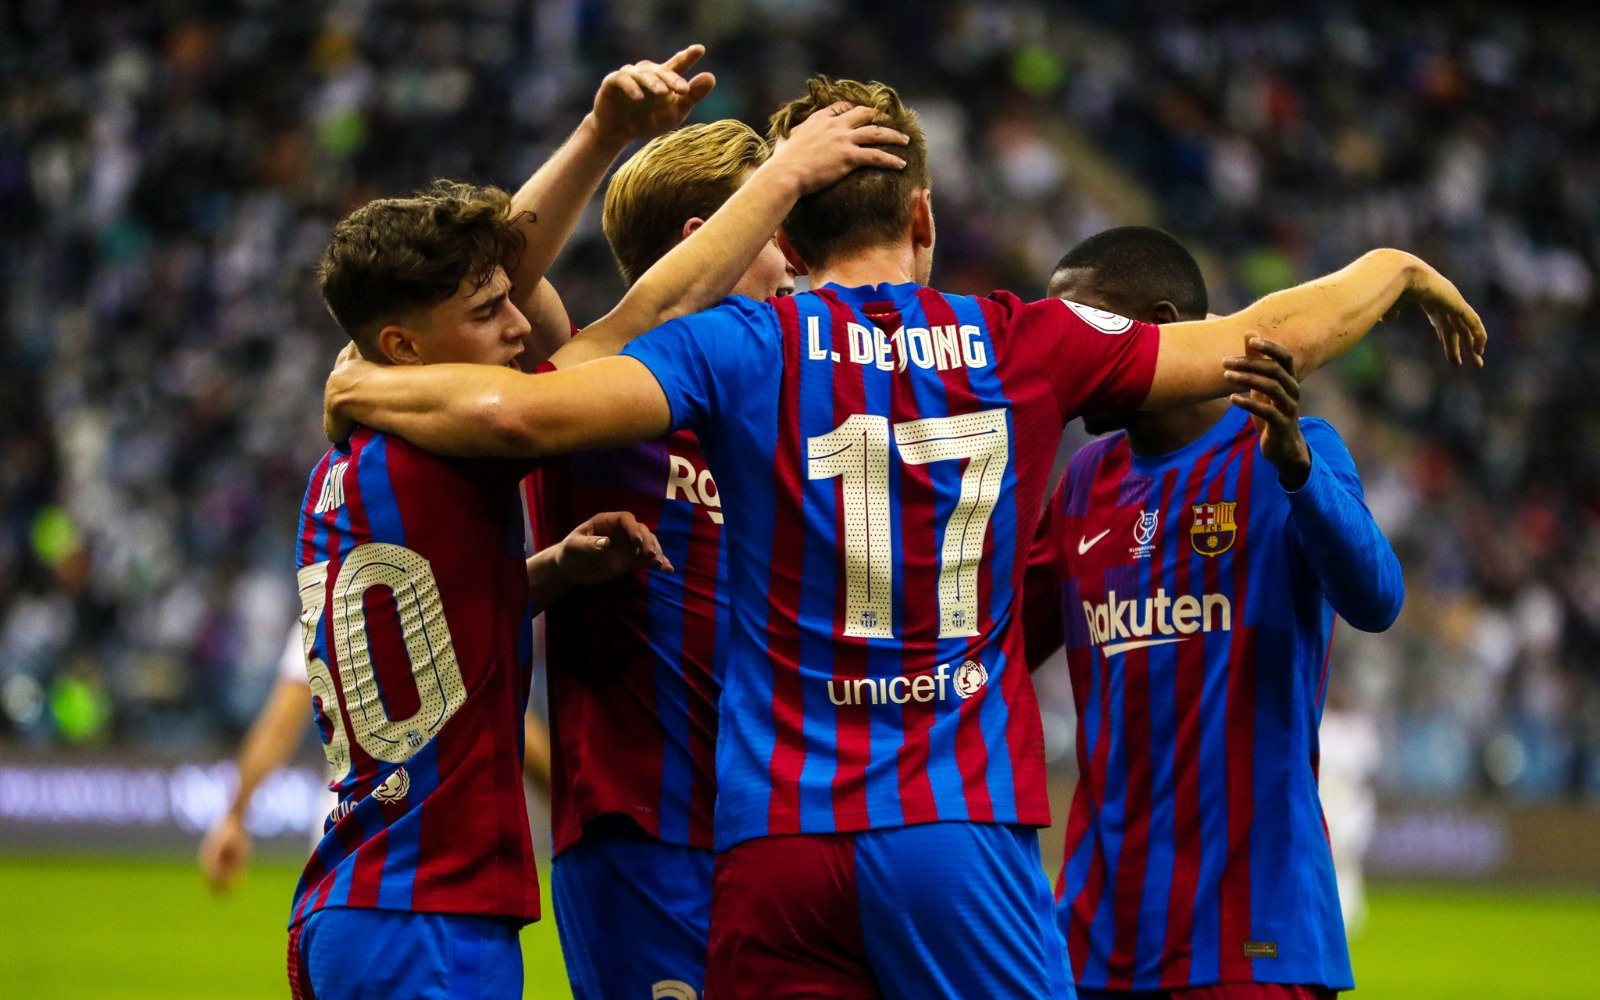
[1025,408,1402,991]
[524,425,726,854]
[290,428,539,928]
[622,284,1159,850]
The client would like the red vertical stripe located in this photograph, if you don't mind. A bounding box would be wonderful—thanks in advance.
[1103,468,1179,988]
[820,291,874,829]
[336,449,392,910]
[1217,437,1258,981]
[885,302,943,826]
[764,297,811,834]
[1160,449,1223,986]
[1065,445,1133,976]
[916,290,997,823]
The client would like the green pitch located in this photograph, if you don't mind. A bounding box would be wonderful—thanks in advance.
[1,857,1597,998]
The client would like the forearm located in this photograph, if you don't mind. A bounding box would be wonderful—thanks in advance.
[507,116,626,310]
[1287,448,1404,632]
[328,357,670,458]
[526,545,573,614]
[226,682,309,819]
[1148,249,1422,410]
[551,158,803,366]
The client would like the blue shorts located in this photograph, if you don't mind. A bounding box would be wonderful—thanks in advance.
[552,826,714,1000]
[287,908,521,1000]
[707,822,1073,999]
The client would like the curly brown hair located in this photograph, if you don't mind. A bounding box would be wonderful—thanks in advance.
[318,180,526,360]
[767,77,928,268]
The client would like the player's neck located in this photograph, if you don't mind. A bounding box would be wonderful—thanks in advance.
[808,243,919,290]
[1124,398,1234,457]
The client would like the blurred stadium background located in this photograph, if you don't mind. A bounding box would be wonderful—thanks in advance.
[3,0,1599,996]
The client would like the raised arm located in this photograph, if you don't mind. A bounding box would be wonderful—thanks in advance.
[506,46,716,361]
[1142,249,1485,411]
[545,102,909,368]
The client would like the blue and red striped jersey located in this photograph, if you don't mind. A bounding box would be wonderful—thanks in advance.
[524,426,726,854]
[622,284,1159,850]
[1026,408,1397,991]
[290,428,539,928]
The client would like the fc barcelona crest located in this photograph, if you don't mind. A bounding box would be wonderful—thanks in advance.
[1190,501,1237,557]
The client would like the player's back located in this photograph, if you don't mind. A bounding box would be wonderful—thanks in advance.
[525,430,725,853]
[290,427,538,927]
[622,282,1159,849]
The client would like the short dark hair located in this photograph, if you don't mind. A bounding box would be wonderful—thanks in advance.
[767,76,928,269]
[318,180,525,359]
[1051,226,1207,321]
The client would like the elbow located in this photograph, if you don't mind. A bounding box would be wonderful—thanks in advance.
[480,397,549,457]
[1347,577,1404,634]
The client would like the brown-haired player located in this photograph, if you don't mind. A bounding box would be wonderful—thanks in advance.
[288,55,907,1000]
[322,77,1485,998]
[519,118,800,1000]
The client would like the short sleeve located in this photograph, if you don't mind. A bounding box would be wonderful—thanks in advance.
[621,297,779,433]
[988,292,1161,421]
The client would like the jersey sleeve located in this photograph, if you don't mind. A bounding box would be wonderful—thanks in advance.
[987,291,1161,422]
[621,297,778,433]
[1284,418,1404,632]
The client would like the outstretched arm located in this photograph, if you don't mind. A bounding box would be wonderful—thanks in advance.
[1142,249,1485,411]
[508,46,716,362]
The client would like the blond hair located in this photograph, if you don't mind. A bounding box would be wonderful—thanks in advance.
[767,76,928,268]
[602,120,770,285]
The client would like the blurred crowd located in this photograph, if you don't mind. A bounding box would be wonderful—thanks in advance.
[3,0,1598,802]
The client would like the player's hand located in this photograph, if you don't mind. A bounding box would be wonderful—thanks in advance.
[1224,336,1312,490]
[323,343,369,442]
[587,45,716,147]
[1404,259,1486,368]
[199,812,252,895]
[769,102,909,196]
[556,511,674,585]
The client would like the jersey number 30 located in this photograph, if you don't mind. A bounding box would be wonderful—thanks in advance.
[296,543,467,778]
[807,409,1009,639]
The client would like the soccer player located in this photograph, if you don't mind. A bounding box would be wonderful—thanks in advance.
[526,120,793,1000]
[1023,226,1403,999]
[322,78,1483,998]
[287,77,905,1000]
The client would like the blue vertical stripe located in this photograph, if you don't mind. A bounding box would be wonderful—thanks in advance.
[647,500,697,844]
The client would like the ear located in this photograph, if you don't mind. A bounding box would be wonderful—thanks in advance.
[679,217,706,242]
[1151,300,1183,325]
[375,323,425,366]
[776,230,809,277]
[910,189,934,249]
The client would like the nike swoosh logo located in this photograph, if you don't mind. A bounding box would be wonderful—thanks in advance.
[1078,529,1111,555]
[1101,637,1186,656]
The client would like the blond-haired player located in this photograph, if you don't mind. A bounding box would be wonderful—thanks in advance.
[529,118,795,1000]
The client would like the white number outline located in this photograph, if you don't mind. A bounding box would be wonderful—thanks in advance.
[297,542,468,768]
[807,414,894,638]
[895,410,1010,637]
[806,408,1011,639]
